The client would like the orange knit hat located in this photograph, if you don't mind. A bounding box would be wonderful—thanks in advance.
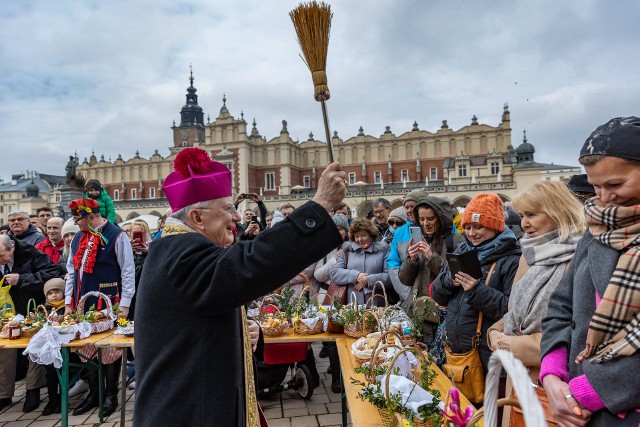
[461,193,505,232]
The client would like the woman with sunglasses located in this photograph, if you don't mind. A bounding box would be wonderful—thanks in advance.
[383,207,408,244]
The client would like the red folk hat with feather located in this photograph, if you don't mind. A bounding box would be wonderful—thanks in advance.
[162,148,232,212]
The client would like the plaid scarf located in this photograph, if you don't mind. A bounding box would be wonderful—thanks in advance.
[576,198,640,364]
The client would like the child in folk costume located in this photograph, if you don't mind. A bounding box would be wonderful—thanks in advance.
[40,278,66,416]
[64,197,135,418]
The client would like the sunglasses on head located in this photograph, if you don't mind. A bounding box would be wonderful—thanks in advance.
[388,220,405,227]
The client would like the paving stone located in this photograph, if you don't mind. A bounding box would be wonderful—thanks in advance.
[263,407,283,419]
[288,414,318,427]
[266,418,291,427]
[283,406,309,417]
[282,398,307,409]
[317,413,343,426]
[27,420,62,427]
[306,403,328,415]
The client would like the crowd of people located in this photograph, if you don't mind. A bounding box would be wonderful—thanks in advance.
[0,116,638,426]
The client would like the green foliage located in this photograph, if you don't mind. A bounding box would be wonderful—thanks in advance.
[352,355,443,425]
[411,299,435,338]
[272,285,296,320]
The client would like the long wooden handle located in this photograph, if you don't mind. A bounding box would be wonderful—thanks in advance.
[320,99,334,163]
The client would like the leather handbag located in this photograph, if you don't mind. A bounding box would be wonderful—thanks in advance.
[509,386,557,427]
[443,262,497,404]
[323,250,349,305]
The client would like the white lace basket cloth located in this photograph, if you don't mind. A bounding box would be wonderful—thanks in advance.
[466,350,546,426]
[77,291,117,334]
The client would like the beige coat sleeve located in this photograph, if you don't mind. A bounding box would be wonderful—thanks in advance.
[509,332,542,368]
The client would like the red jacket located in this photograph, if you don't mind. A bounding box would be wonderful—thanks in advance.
[35,238,64,264]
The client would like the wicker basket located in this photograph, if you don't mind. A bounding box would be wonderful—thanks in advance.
[365,281,389,314]
[343,292,378,338]
[20,304,48,338]
[464,350,546,426]
[77,291,115,334]
[364,331,405,384]
[381,347,438,427]
[258,303,287,337]
[321,293,344,334]
[293,284,324,335]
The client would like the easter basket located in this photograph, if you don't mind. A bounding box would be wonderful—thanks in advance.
[293,283,325,335]
[77,291,116,334]
[20,303,48,338]
[379,347,441,427]
[341,292,378,338]
[258,303,287,337]
[320,292,344,334]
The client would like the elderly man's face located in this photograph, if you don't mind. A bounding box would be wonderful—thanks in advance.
[46,218,63,244]
[0,242,14,265]
[38,210,52,227]
[373,203,390,226]
[8,214,29,235]
[243,210,254,223]
[196,197,241,248]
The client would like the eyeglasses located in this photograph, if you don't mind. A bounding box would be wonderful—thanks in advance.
[8,218,28,223]
[197,205,239,216]
[388,220,405,227]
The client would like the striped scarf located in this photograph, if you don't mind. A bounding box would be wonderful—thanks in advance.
[576,198,640,364]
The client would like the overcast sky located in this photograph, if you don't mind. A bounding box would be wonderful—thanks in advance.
[1,0,638,182]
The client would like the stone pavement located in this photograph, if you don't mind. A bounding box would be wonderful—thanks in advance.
[0,343,350,427]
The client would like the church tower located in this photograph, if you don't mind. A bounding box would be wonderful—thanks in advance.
[171,67,205,151]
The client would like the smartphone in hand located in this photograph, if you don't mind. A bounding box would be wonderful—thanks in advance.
[409,226,422,244]
[132,231,145,243]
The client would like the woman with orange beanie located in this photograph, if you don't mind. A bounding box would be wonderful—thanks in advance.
[431,193,521,404]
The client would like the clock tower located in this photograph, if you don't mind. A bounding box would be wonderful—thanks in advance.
[171,66,205,151]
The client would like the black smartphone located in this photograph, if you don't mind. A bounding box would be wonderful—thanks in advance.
[250,215,258,224]
[446,251,483,279]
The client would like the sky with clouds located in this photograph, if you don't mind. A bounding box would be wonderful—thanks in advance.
[1,0,638,182]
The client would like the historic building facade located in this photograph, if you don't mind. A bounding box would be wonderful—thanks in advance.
[75,72,579,223]
[0,172,67,226]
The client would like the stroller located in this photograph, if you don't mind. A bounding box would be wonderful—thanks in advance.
[256,341,316,400]
[254,302,317,400]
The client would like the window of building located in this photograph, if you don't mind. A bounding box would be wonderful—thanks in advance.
[113,190,119,201]
[490,162,500,175]
[303,176,310,188]
[458,164,467,177]
[55,193,61,202]
[265,173,275,191]
[374,171,382,184]
[0,206,3,213]
[401,169,409,182]
[131,189,137,200]
[348,172,356,185]
[149,187,156,198]
[430,167,437,180]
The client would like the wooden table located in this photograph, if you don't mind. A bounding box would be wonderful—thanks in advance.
[263,328,343,343]
[0,330,114,427]
[336,337,481,427]
[95,332,133,427]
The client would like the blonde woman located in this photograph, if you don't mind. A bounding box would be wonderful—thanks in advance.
[487,180,586,425]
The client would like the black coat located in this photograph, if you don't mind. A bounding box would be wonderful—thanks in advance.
[8,238,63,315]
[432,232,521,373]
[134,201,341,427]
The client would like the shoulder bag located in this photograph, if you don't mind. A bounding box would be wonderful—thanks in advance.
[323,249,349,305]
[443,261,497,403]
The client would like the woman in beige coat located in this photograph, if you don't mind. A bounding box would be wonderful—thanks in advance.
[487,180,586,425]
